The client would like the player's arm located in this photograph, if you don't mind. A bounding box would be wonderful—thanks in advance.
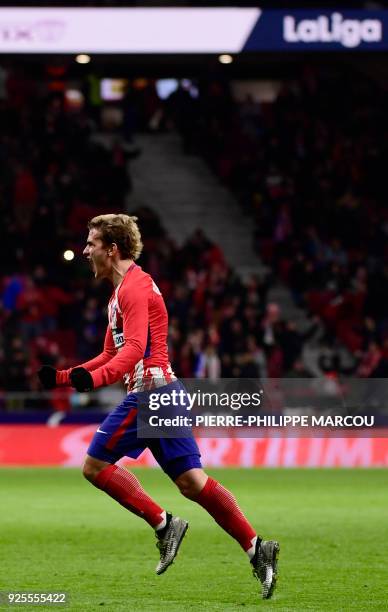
[87,283,149,389]
[38,326,116,390]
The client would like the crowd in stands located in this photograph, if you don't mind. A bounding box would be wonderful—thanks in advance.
[172,65,388,378]
[1,62,387,406]
[0,66,129,398]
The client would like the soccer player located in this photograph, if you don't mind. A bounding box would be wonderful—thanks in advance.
[38,214,279,600]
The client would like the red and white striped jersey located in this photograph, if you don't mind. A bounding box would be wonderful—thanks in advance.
[80,264,176,392]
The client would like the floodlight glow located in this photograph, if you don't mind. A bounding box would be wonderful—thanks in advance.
[218,54,233,64]
[63,250,75,261]
[75,54,90,64]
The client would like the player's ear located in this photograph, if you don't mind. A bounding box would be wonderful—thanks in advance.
[109,243,118,256]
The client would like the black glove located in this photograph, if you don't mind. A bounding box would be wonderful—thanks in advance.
[70,367,94,392]
[38,365,57,390]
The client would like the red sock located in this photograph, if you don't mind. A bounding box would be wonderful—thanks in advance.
[195,477,256,552]
[94,464,165,528]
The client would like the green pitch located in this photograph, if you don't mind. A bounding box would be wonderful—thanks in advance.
[0,468,387,611]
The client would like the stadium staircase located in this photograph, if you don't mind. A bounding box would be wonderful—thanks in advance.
[127,132,263,279]
[127,131,308,329]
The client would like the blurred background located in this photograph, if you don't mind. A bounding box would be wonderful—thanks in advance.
[1,1,388,465]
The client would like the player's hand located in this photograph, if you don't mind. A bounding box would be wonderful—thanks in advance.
[70,367,94,392]
[38,365,57,390]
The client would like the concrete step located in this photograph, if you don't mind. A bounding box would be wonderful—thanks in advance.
[127,131,266,278]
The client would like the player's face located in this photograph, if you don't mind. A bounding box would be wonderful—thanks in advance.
[83,229,112,279]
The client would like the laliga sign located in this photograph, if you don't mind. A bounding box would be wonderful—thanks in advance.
[284,12,382,48]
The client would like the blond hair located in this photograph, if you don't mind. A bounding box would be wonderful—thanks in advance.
[88,214,143,261]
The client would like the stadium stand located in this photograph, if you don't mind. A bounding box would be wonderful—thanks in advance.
[1,62,387,407]
[170,65,388,377]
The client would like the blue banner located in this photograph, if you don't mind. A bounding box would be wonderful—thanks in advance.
[244,10,386,51]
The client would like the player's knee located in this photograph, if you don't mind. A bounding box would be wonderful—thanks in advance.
[175,470,207,500]
[82,462,96,482]
[178,483,198,499]
[82,461,102,483]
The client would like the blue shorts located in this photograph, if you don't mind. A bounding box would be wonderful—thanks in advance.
[87,380,201,481]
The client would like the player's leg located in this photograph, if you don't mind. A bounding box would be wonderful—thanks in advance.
[145,378,279,591]
[82,393,169,531]
[148,443,201,575]
[174,467,279,600]
[175,467,258,554]
[82,454,167,529]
